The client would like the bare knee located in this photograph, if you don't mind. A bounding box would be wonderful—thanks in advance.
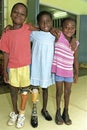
[56,87,63,97]
[64,88,71,97]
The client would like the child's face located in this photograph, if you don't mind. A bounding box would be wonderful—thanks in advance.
[11,4,27,27]
[62,20,76,39]
[38,15,53,32]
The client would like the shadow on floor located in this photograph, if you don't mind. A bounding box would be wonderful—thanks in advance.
[0,81,10,94]
[79,67,87,76]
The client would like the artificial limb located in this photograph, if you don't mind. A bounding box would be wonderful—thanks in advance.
[14,88,29,128]
[19,87,29,115]
[30,88,39,128]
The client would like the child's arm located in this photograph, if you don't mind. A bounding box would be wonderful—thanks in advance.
[73,47,79,83]
[70,37,77,51]
[50,28,61,42]
[3,52,9,83]
[4,23,39,32]
[26,23,39,31]
[4,25,13,32]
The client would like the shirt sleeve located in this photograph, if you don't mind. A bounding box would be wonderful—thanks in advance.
[30,31,34,42]
[0,32,10,53]
[76,41,80,46]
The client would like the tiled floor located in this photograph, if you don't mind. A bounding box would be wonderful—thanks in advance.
[0,75,87,130]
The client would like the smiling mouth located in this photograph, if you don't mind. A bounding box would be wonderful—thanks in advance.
[44,27,49,30]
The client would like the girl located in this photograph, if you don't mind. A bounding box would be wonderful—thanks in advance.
[30,11,55,125]
[52,18,79,125]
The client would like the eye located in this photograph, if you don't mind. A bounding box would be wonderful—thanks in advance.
[71,26,75,30]
[13,10,18,14]
[20,13,26,16]
[64,26,68,29]
[13,10,26,16]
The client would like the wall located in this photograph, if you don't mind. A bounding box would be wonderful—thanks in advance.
[6,0,87,25]
[27,0,39,25]
[40,0,87,15]
[79,15,87,63]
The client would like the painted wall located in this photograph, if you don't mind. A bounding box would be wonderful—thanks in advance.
[79,15,87,63]
[7,0,27,24]
[40,0,87,15]
[6,0,87,25]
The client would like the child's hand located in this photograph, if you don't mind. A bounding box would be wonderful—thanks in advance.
[73,73,78,83]
[50,28,61,41]
[28,23,39,31]
[4,25,13,32]
[4,71,9,83]
[70,37,76,51]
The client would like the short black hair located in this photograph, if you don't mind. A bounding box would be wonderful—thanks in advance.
[61,17,76,27]
[11,3,28,16]
[37,11,53,23]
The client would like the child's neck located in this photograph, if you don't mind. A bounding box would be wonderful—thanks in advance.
[64,35,73,43]
[68,37,73,43]
[12,24,23,30]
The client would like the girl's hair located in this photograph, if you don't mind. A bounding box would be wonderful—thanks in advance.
[37,11,52,23]
[11,3,28,16]
[61,17,76,27]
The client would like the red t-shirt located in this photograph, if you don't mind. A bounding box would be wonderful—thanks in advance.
[0,24,32,68]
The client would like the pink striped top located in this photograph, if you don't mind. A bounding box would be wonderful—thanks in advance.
[51,32,79,77]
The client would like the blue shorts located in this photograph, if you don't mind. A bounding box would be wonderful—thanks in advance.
[55,75,73,83]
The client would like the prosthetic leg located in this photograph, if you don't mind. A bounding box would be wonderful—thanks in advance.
[20,88,29,114]
[17,88,29,128]
[31,88,39,128]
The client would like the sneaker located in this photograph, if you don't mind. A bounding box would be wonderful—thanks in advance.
[16,114,25,128]
[41,109,52,121]
[8,112,18,126]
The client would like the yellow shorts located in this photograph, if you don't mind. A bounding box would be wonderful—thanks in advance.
[8,65,30,87]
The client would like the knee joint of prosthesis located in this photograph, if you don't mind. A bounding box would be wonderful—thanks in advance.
[20,88,29,95]
[32,88,38,103]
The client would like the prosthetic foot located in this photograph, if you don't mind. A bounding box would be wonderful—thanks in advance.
[31,103,38,128]
[31,89,38,128]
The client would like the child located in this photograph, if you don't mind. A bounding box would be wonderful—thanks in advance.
[0,3,38,128]
[51,18,79,125]
[30,11,55,127]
